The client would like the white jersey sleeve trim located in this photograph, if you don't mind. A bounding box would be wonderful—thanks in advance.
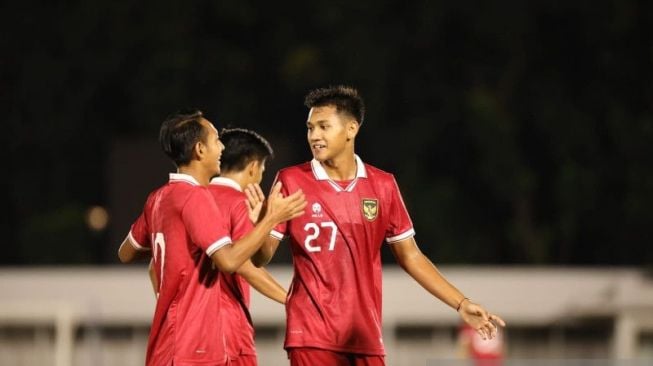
[205,236,233,257]
[270,229,285,241]
[386,228,415,243]
[128,231,150,251]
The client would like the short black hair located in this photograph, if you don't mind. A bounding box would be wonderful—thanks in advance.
[159,109,207,167]
[219,128,274,173]
[304,85,365,125]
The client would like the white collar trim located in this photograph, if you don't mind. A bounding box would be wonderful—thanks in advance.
[209,177,242,192]
[169,173,200,186]
[310,154,367,180]
[310,155,367,192]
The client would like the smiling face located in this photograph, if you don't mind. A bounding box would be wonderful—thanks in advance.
[306,105,358,162]
[199,118,225,177]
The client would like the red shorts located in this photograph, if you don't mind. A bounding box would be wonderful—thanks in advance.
[288,348,384,366]
[230,354,257,366]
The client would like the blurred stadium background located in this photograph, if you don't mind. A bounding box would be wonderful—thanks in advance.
[2,1,652,365]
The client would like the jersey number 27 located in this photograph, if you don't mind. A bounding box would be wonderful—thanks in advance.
[304,221,337,252]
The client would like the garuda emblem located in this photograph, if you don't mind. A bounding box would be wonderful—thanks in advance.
[361,199,378,221]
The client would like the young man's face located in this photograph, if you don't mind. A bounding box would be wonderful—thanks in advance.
[306,105,355,162]
[199,118,225,176]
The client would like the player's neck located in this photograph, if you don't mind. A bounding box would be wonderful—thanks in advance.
[321,152,357,181]
[219,172,247,191]
[177,165,211,186]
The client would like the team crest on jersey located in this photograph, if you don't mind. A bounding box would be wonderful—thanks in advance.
[311,202,323,218]
[361,199,378,221]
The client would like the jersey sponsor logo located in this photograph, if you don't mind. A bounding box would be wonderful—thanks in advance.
[311,202,323,218]
[361,198,378,221]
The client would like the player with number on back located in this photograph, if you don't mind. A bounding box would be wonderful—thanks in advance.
[117,110,306,366]
[252,86,506,366]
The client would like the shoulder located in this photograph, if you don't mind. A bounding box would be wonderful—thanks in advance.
[183,185,214,206]
[143,183,172,208]
[276,162,312,180]
[363,163,396,183]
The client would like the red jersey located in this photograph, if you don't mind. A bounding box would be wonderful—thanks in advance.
[208,177,257,359]
[271,156,415,355]
[129,173,233,366]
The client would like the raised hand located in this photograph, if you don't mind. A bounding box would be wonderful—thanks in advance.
[458,300,506,340]
[245,183,266,223]
[264,182,307,224]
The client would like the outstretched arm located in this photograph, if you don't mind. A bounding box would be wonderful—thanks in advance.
[236,260,287,304]
[390,237,505,340]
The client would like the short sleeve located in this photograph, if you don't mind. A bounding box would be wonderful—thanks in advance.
[385,175,415,243]
[231,199,255,241]
[182,188,232,256]
[129,212,151,251]
[270,172,288,240]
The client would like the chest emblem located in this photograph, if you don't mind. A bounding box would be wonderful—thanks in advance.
[361,198,379,221]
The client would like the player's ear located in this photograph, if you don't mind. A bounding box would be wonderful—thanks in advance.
[346,119,359,140]
[245,160,258,177]
[193,140,204,160]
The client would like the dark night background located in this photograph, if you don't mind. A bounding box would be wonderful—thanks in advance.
[1,1,651,266]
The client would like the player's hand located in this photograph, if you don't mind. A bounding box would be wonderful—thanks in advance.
[265,182,306,224]
[458,300,506,340]
[245,183,265,223]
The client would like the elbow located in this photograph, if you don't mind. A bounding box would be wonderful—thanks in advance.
[221,263,238,274]
[212,256,239,274]
[218,260,238,274]
[251,251,270,268]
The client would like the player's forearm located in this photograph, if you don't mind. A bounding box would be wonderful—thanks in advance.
[251,236,280,267]
[401,254,466,310]
[212,216,277,273]
[238,263,287,304]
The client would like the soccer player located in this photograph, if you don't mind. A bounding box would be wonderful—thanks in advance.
[117,110,306,366]
[253,86,506,366]
[208,128,287,366]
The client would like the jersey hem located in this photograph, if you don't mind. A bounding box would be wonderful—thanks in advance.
[206,236,232,256]
[128,231,150,251]
[386,228,415,243]
[270,230,284,240]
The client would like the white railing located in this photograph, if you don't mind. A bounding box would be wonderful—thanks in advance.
[1,266,652,365]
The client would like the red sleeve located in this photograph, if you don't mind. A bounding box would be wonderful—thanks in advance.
[270,172,288,240]
[182,188,233,256]
[231,199,255,241]
[129,212,151,251]
[385,175,415,243]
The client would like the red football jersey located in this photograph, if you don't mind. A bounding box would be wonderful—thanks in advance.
[129,173,233,366]
[271,156,415,355]
[208,177,257,358]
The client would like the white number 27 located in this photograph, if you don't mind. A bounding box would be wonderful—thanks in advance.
[304,221,337,252]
